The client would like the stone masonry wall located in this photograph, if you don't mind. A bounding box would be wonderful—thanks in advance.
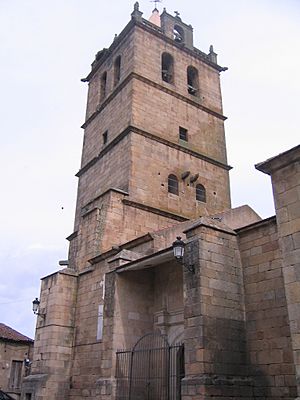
[113,270,154,350]
[261,150,300,397]
[153,262,184,343]
[22,269,77,400]
[68,263,106,399]
[131,79,227,166]
[182,221,251,399]
[73,134,131,232]
[130,132,231,218]
[100,190,179,252]
[238,218,297,399]
[133,25,224,116]
[70,188,180,271]
[85,30,135,121]
[81,81,133,168]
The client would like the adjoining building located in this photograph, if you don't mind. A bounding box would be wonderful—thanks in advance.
[21,4,300,399]
[0,323,33,400]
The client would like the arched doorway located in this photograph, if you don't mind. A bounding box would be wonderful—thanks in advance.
[116,332,184,399]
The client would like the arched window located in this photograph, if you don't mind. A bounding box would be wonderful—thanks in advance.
[196,184,206,202]
[161,53,174,84]
[114,56,121,86]
[100,71,107,101]
[168,174,179,195]
[174,25,184,43]
[187,66,199,96]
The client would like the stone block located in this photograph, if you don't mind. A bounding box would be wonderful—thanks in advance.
[293,232,300,249]
[279,218,300,238]
[286,282,300,304]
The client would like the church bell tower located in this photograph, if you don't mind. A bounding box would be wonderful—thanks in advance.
[68,2,231,272]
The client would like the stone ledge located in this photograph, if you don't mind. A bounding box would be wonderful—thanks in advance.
[77,124,231,178]
[235,215,276,234]
[78,265,95,276]
[81,73,228,131]
[123,199,188,222]
[22,373,48,382]
[41,267,78,281]
[184,216,236,236]
[88,233,154,265]
[66,230,78,241]
[256,144,300,175]
[81,187,129,212]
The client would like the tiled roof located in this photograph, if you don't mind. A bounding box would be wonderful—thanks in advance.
[0,323,33,343]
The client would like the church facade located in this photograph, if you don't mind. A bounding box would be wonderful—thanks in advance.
[22,4,300,399]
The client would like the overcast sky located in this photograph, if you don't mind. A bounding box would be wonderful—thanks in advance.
[0,0,299,339]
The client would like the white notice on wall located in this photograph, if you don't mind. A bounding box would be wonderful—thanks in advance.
[97,304,104,340]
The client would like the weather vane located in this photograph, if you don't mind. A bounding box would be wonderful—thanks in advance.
[150,0,162,9]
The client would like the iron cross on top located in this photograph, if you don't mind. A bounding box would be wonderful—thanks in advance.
[150,0,162,9]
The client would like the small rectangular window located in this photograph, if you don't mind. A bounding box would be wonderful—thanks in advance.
[26,394,32,400]
[103,131,108,144]
[179,127,188,141]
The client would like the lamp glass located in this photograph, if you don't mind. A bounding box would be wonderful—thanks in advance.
[172,237,185,259]
[32,298,40,314]
[174,246,184,258]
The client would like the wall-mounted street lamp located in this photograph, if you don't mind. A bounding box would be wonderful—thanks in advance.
[172,236,195,273]
[24,358,32,368]
[32,298,45,318]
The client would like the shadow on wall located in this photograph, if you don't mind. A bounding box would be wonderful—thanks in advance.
[204,316,273,398]
[207,315,297,398]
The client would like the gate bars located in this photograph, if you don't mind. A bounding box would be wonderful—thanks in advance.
[116,334,184,400]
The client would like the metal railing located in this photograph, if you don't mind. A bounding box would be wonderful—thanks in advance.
[116,339,184,400]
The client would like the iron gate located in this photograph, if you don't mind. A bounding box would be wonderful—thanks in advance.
[116,333,184,400]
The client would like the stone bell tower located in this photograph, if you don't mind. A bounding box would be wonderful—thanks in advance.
[68,2,231,272]
[22,4,231,399]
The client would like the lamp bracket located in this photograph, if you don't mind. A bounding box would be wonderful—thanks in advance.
[34,311,46,319]
[185,264,195,274]
[175,258,195,274]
